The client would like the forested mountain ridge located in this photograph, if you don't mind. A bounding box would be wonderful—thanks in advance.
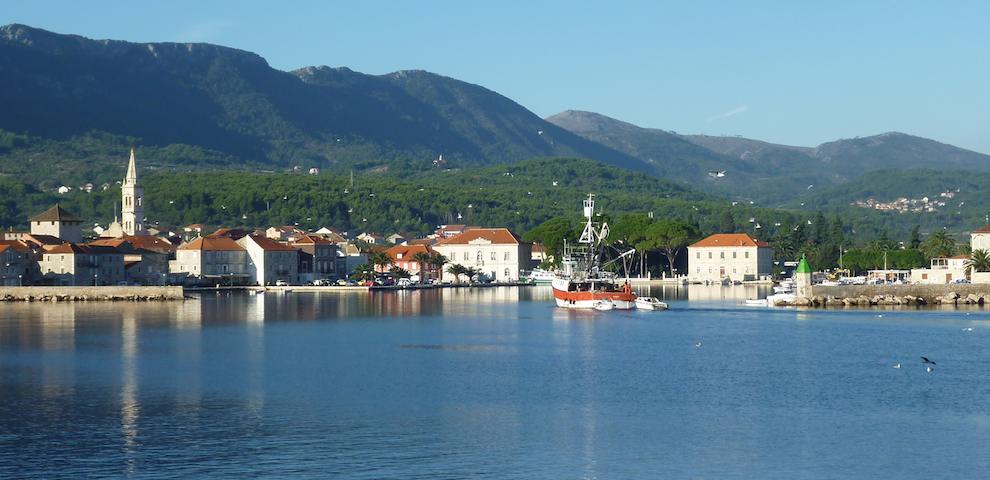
[0,24,651,187]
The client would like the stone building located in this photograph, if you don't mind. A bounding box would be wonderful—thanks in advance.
[29,205,83,243]
[433,228,532,282]
[687,233,774,283]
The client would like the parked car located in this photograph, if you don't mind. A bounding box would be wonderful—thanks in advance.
[397,278,412,287]
[275,279,289,286]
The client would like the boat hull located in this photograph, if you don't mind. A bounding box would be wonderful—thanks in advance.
[551,278,637,310]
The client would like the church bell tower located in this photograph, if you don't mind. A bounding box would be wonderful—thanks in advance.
[121,148,145,235]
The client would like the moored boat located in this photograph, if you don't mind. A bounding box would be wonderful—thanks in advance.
[635,297,669,311]
[551,194,637,310]
[594,299,615,311]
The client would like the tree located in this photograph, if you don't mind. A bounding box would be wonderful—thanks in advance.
[920,230,956,260]
[428,252,448,281]
[908,225,921,249]
[351,263,376,282]
[523,217,577,265]
[966,249,990,273]
[717,211,735,233]
[446,263,467,284]
[389,265,411,279]
[412,251,432,282]
[369,250,392,273]
[644,220,699,276]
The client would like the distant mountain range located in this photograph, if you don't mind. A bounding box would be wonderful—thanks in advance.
[546,110,990,205]
[2,23,989,212]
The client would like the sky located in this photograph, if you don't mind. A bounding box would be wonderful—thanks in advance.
[4,0,989,153]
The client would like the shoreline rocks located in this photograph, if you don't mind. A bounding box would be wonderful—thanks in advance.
[775,291,990,307]
[0,293,179,302]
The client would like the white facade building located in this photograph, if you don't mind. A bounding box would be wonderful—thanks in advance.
[237,235,299,286]
[433,228,532,282]
[910,255,969,284]
[687,233,774,283]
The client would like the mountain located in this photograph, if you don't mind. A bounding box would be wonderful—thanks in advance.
[548,110,990,205]
[546,110,832,204]
[0,24,651,187]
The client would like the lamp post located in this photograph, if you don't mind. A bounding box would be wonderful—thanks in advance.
[18,274,22,287]
[94,272,99,287]
[162,273,167,286]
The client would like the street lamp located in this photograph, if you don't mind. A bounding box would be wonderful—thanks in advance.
[18,274,22,287]
[162,273,167,286]
[94,273,99,286]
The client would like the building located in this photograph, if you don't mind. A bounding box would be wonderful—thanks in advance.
[89,236,176,285]
[266,226,305,242]
[0,241,32,286]
[313,227,347,242]
[386,233,407,245]
[338,242,368,277]
[435,224,475,239]
[380,244,440,282]
[687,233,774,283]
[39,244,126,286]
[237,235,299,286]
[292,234,343,284]
[183,224,208,241]
[356,232,384,244]
[29,205,83,243]
[910,255,970,284]
[971,225,990,252]
[121,148,146,236]
[433,228,532,282]
[171,236,251,285]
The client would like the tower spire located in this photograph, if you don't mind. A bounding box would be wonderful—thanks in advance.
[125,148,137,184]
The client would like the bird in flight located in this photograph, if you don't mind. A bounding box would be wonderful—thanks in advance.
[921,356,936,365]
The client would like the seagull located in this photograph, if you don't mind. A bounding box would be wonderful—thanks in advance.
[537,130,544,135]
[893,363,901,369]
[343,189,349,194]
[926,366,935,373]
[552,181,559,186]
[963,327,974,332]
[807,184,814,189]
[921,356,936,365]
[694,341,703,348]
[731,201,739,206]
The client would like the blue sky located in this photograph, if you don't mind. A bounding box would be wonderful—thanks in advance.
[5,1,989,153]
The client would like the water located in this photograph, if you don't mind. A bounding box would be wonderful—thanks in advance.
[1,286,989,478]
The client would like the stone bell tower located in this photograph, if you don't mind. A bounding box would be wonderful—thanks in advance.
[121,148,145,236]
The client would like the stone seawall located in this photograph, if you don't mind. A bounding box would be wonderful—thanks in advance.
[0,286,185,302]
[811,284,990,299]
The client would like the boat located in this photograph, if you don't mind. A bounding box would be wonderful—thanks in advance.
[526,267,556,285]
[766,293,796,306]
[594,299,615,311]
[551,194,637,310]
[744,298,768,306]
[773,279,795,294]
[635,297,669,311]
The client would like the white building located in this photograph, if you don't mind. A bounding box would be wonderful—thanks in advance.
[171,236,252,285]
[971,225,990,252]
[29,204,84,243]
[121,148,146,236]
[433,228,532,282]
[910,255,969,284]
[687,233,773,283]
[237,235,298,286]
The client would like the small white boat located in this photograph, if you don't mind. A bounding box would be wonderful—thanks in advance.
[635,297,669,311]
[594,299,615,311]
[766,293,796,306]
[745,298,768,306]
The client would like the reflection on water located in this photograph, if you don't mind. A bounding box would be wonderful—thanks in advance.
[2,286,990,478]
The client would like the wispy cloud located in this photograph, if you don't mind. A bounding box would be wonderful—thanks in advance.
[707,105,749,122]
[175,20,235,43]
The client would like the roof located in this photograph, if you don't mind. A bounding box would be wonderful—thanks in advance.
[436,228,523,245]
[689,233,770,248]
[184,223,207,231]
[178,236,244,252]
[45,243,122,255]
[292,234,335,245]
[0,240,30,253]
[29,204,82,223]
[22,234,67,246]
[243,235,297,251]
[208,228,251,240]
[408,238,437,246]
[88,235,176,254]
[973,225,990,234]
[385,244,433,261]
[795,256,812,274]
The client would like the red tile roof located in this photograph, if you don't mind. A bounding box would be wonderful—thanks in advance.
[244,235,297,251]
[178,236,244,251]
[973,224,990,234]
[292,234,335,245]
[29,204,82,223]
[436,228,523,245]
[385,244,433,262]
[690,233,770,248]
[0,240,30,253]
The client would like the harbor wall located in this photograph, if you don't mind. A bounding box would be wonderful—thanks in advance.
[810,284,990,299]
[0,286,185,301]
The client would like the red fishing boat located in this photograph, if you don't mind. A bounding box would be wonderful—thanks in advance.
[551,194,637,310]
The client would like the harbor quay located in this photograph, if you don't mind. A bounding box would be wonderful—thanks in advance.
[0,285,184,302]
[779,284,990,307]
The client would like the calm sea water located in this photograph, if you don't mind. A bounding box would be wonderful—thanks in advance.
[1,286,989,479]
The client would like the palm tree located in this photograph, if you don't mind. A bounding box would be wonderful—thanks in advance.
[921,230,956,260]
[446,263,467,284]
[389,265,411,279]
[351,263,376,282]
[369,250,392,275]
[412,251,432,283]
[966,249,990,273]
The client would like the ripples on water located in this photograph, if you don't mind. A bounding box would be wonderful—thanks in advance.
[1,285,990,478]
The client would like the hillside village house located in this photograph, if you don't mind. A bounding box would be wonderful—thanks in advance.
[171,236,252,286]
[910,255,969,285]
[687,233,774,283]
[266,226,305,242]
[292,234,343,283]
[381,244,440,282]
[29,205,83,243]
[40,244,126,286]
[237,235,299,286]
[356,232,384,244]
[433,228,532,282]
[0,241,32,286]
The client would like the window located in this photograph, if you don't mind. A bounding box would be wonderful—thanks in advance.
[708,252,712,259]
[696,252,700,259]
[491,252,496,260]
[504,268,510,278]
[732,252,737,259]
[745,252,750,259]
[720,252,724,259]
[922,273,928,280]
[463,252,469,261]
[504,252,510,261]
